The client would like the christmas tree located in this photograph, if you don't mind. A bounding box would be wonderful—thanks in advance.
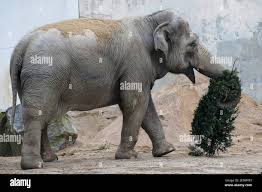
[189,69,241,156]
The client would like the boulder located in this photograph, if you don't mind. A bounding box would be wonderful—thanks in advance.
[0,105,77,156]
[47,114,78,151]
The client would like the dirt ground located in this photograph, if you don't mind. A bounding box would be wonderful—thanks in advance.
[0,144,261,174]
[0,74,261,174]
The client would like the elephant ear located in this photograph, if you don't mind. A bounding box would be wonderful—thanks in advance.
[153,22,169,59]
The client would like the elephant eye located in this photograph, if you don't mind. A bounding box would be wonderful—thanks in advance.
[189,42,197,48]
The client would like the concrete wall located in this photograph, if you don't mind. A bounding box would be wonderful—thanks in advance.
[80,0,262,102]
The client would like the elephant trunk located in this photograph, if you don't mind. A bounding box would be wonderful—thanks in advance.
[193,44,225,79]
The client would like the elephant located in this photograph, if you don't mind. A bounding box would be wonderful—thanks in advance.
[10,9,226,169]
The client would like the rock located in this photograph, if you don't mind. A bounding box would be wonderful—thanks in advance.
[0,110,21,156]
[0,105,77,156]
[6,105,23,133]
[47,115,78,151]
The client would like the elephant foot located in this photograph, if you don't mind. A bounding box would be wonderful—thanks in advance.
[41,151,58,162]
[153,141,175,157]
[115,148,138,159]
[21,155,43,170]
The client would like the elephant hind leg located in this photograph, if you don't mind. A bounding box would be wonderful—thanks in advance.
[20,90,60,169]
[21,107,44,169]
[41,125,58,162]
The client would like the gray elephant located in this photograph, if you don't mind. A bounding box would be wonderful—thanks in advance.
[10,9,225,169]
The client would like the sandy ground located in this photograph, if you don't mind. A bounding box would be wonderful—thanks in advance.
[0,144,261,174]
[0,74,261,174]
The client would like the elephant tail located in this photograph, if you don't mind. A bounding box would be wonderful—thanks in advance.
[10,34,31,129]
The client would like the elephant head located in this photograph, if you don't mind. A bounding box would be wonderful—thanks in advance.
[152,11,225,83]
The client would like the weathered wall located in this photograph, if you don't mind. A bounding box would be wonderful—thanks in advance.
[80,0,262,102]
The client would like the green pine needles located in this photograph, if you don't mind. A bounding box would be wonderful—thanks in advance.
[189,70,241,156]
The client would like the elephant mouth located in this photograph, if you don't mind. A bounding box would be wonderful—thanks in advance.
[185,61,196,84]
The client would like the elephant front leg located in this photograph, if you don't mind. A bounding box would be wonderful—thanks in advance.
[142,96,175,157]
[115,89,149,159]
[41,126,58,162]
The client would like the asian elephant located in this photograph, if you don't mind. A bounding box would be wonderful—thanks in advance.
[10,9,226,169]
